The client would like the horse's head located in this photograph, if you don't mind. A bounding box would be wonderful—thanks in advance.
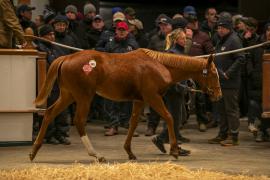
[198,55,222,101]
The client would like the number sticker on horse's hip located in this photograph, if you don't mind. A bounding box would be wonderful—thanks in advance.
[82,60,96,75]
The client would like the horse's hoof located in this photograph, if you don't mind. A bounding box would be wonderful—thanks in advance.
[129,154,137,160]
[169,150,179,159]
[96,157,106,163]
[29,152,35,162]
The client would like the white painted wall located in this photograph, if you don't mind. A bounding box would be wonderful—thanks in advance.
[30,0,49,20]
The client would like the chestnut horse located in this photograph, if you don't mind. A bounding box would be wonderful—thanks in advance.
[29,48,222,162]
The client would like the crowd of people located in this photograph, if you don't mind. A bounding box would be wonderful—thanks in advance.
[1,0,270,154]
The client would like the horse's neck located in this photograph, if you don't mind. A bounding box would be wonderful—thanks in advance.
[168,59,206,83]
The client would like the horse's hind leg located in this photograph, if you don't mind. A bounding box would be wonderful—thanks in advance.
[73,94,105,162]
[145,94,178,159]
[124,101,144,160]
[29,90,73,161]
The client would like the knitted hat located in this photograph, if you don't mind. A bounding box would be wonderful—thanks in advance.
[38,24,54,37]
[53,15,68,24]
[65,5,77,14]
[84,3,96,15]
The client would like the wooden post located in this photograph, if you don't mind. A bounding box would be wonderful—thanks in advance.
[36,52,47,109]
[262,53,270,118]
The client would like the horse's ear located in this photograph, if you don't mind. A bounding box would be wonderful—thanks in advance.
[207,54,214,69]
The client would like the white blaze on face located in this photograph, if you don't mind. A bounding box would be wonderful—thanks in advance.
[81,135,98,157]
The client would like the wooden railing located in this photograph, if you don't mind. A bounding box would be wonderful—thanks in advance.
[262,53,270,118]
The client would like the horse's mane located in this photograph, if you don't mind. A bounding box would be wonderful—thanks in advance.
[140,48,206,71]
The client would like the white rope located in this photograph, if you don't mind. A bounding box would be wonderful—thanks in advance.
[24,35,84,51]
[195,41,270,58]
[25,35,270,57]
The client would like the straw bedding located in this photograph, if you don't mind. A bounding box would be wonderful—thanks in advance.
[0,162,269,180]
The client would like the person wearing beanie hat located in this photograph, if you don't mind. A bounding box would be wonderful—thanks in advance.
[65,5,77,15]
[36,23,71,145]
[53,14,77,55]
[65,4,80,35]
[53,14,68,25]
[38,24,54,37]
[208,11,245,146]
[84,3,96,18]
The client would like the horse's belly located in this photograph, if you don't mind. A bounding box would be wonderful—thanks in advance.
[96,84,142,102]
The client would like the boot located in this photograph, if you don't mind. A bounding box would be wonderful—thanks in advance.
[152,136,166,153]
[220,134,239,146]
[56,136,71,145]
[255,131,264,142]
[104,127,118,136]
[208,134,227,144]
[178,146,191,156]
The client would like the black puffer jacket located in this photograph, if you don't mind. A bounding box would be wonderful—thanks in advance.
[86,27,106,49]
[215,31,246,89]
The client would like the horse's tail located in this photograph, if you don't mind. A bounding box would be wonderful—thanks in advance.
[34,56,65,107]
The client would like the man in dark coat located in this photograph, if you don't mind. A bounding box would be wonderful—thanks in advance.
[208,17,245,146]
[36,24,71,145]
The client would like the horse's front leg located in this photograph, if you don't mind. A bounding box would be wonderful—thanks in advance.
[124,101,144,160]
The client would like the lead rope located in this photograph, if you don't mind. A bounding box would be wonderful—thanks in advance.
[24,35,270,94]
